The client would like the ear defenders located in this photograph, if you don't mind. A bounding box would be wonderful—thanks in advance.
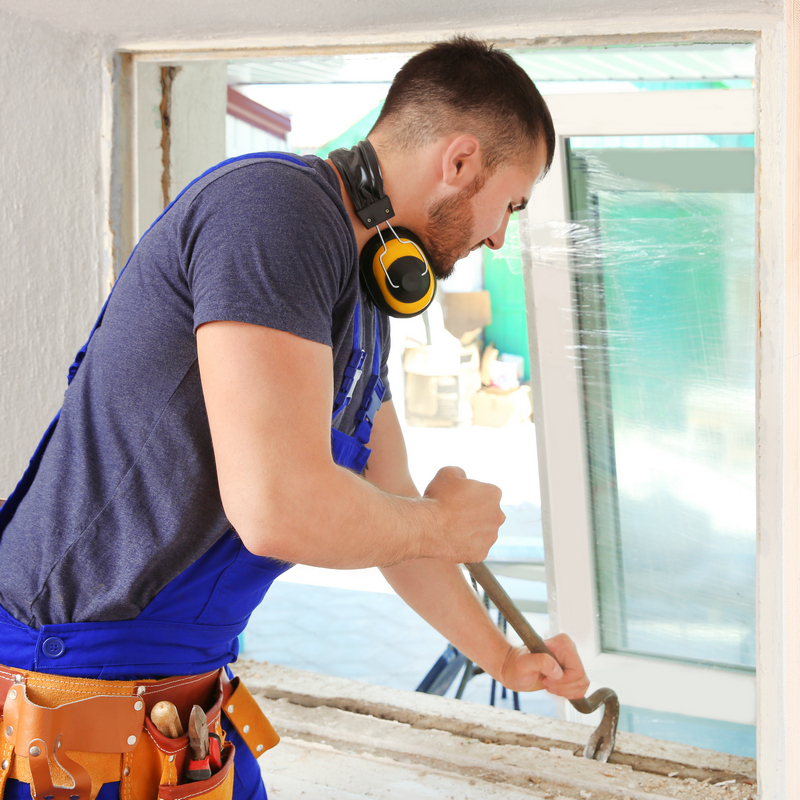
[328,140,436,318]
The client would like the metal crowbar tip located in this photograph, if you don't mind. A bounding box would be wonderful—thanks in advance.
[465,561,620,762]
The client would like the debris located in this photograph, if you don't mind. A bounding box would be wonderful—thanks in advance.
[548,747,575,758]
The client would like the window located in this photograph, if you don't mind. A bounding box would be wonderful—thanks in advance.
[525,86,756,753]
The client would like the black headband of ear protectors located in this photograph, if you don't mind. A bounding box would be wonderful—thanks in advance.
[329,140,395,230]
[328,140,436,319]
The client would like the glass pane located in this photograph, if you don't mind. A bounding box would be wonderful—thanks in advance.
[620,705,756,758]
[567,137,756,670]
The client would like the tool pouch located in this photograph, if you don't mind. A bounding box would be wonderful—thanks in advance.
[126,671,243,800]
[1,678,145,800]
[0,666,278,800]
[125,671,279,799]
[136,716,235,800]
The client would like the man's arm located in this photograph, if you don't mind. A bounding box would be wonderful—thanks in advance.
[196,320,504,568]
[367,399,590,699]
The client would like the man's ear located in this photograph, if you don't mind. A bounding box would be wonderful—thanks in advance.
[441,135,482,188]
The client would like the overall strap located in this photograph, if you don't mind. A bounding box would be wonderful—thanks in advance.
[332,301,366,424]
[353,311,385,445]
[329,304,385,474]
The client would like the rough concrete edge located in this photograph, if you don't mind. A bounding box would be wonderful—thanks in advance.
[233,660,756,781]
[265,700,758,800]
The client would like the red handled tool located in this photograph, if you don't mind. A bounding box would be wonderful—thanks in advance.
[186,705,213,782]
[208,731,222,771]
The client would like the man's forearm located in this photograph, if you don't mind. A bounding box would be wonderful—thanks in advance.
[227,457,503,569]
[198,324,504,570]
[229,459,435,567]
[381,558,513,681]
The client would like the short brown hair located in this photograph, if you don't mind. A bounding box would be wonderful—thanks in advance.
[370,37,555,175]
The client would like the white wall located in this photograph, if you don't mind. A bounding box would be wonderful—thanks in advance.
[0,16,229,495]
[134,61,227,238]
[0,10,113,494]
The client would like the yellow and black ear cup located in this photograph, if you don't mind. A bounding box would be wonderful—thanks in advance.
[359,227,437,319]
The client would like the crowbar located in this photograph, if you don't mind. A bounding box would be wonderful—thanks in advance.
[465,561,619,762]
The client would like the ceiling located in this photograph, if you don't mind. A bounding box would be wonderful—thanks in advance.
[0,0,776,52]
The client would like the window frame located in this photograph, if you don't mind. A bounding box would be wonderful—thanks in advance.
[115,22,798,796]
[522,88,757,727]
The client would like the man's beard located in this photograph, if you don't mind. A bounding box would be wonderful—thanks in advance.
[422,174,486,280]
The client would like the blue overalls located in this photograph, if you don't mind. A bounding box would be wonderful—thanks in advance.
[0,153,385,799]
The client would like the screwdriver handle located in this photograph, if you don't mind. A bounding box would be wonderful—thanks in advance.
[151,701,184,738]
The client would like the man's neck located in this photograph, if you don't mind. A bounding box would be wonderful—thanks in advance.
[326,140,439,254]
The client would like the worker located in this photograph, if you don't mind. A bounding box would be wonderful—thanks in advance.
[0,37,589,800]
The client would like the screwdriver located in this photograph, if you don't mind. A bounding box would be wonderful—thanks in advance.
[150,701,184,738]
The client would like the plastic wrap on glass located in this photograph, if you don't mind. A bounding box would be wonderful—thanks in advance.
[524,138,756,672]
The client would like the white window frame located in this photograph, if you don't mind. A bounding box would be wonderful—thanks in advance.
[114,16,798,796]
[523,88,757,727]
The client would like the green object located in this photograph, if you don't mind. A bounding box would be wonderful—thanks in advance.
[483,219,530,381]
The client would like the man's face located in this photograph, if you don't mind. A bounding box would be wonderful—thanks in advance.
[421,147,544,280]
[422,178,482,280]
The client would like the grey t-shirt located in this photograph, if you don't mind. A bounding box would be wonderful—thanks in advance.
[0,154,391,628]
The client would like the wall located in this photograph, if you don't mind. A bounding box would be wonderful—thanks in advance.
[134,61,227,238]
[0,10,112,494]
[0,0,778,51]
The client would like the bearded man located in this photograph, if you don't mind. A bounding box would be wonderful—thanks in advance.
[0,36,588,800]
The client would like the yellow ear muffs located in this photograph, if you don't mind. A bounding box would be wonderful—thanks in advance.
[359,227,436,319]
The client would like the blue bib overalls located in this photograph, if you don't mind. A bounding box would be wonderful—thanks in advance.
[0,154,385,799]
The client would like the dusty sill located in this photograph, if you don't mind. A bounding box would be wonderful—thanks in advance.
[234,660,757,800]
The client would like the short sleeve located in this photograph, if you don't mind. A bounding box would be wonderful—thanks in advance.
[181,159,357,347]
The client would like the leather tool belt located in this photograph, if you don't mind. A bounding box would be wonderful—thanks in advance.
[0,664,279,800]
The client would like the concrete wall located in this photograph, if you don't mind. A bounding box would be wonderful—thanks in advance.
[238,660,757,799]
[0,10,113,493]
[0,0,778,51]
[133,61,226,238]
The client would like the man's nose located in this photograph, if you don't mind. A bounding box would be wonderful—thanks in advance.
[484,214,510,250]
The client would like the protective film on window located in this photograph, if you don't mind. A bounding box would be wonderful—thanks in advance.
[537,135,756,672]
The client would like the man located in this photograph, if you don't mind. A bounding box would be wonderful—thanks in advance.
[0,37,588,800]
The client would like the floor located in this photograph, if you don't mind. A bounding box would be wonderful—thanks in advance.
[239,420,558,717]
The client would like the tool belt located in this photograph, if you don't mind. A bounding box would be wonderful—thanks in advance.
[0,664,280,800]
